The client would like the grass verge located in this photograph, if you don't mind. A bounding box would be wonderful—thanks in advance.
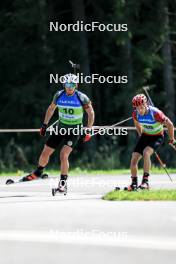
[103,189,176,201]
[0,167,175,177]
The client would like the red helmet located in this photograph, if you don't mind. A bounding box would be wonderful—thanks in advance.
[132,94,147,107]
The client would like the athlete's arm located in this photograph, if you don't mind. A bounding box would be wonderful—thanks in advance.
[84,103,95,128]
[163,117,175,141]
[43,102,57,125]
[154,110,175,141]
[83,103,95,142]
[134,119,143,136]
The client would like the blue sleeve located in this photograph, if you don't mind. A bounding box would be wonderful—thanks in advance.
[52,90,64,104]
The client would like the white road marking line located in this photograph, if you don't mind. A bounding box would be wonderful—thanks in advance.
[1,180,176,188]
[0,230,176,250]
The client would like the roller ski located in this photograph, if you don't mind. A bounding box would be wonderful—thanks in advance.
[6,173,48,185]
[52,180,67,196]
[114,185,138,191]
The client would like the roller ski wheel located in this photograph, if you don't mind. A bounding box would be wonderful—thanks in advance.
[6,179,15,185]
[115,186,121,191]
[41,173,48,179]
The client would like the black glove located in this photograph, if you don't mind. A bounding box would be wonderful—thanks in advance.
[168,139,176,150]
[40,123,47,137]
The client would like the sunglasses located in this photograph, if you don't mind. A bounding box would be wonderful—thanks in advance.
[65,82,77,89]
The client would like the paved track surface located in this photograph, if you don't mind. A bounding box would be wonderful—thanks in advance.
[0,174,176,264]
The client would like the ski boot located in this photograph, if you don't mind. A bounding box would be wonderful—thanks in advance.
[20,173,39,182]
[124,177,138,191]
[20,172,48,182]
[138,174,150,190]
[138,181,149,190]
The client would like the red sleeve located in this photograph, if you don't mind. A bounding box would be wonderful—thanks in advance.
[154,110,166,123]
[132,111,137,121]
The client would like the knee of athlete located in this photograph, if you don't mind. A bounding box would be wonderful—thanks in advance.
[130,158,138,167]
[143,150,151,159]
[42,149,51,160]
[60,151,69,161]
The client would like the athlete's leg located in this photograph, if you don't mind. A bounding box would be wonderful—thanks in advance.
[143,146,153,175]
[57,145,73,191]
[22,145,55,181]
[130,152,142,177]
[124,152,143,190]
[34,145,55,176]
[60,145,73,175]
[138,146,154,189]
[38,144,55,167]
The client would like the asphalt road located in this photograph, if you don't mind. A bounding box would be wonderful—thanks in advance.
[0,174,176,264]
